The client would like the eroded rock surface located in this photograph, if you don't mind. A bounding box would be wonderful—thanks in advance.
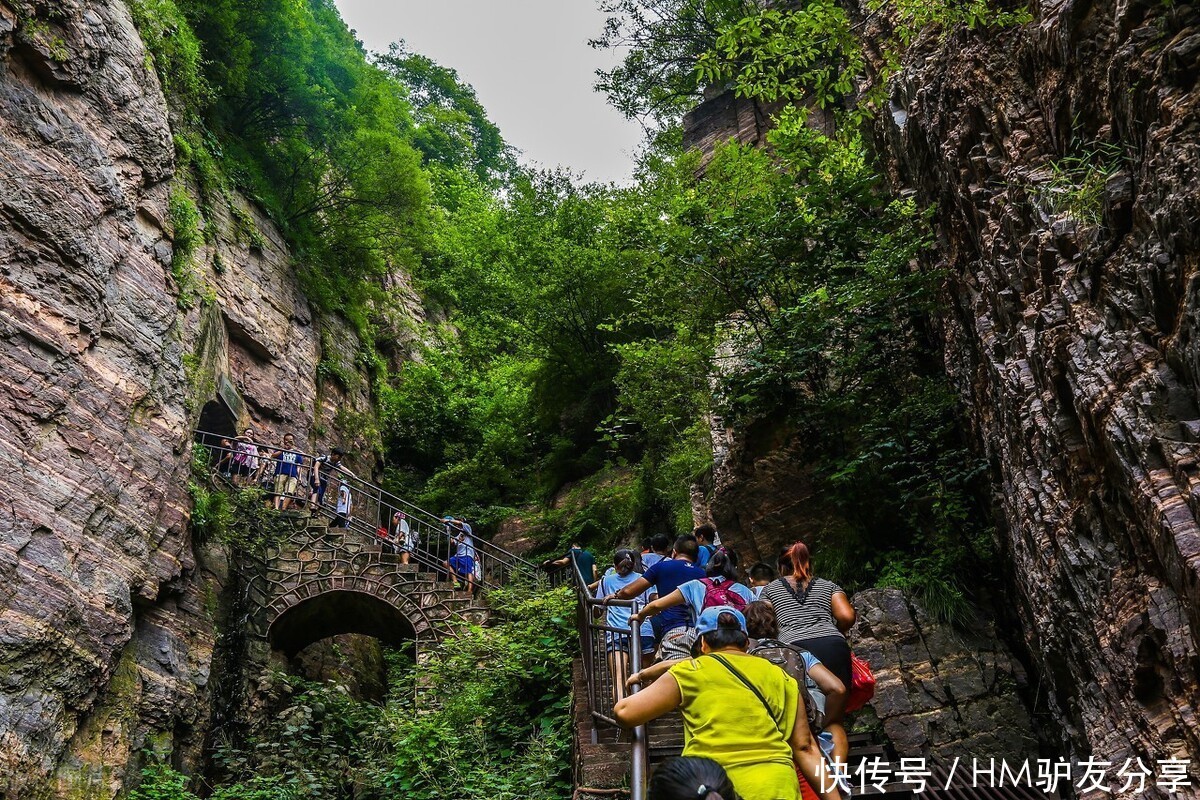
[0,2,414,795]
[851,588,1038,762]
[873,0,1200,773]
[0,1,189,792]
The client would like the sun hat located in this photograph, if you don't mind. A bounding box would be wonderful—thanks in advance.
[694,605,747,636]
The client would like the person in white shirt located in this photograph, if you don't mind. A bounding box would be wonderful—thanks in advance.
[333,481,352,528]
[393,510,415,564]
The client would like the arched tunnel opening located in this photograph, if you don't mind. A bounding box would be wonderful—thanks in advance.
[269,590,417,657]
[268,591,418,703]
[197,398,238,441]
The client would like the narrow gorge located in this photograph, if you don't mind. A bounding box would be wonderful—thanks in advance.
[0,0,1197,797]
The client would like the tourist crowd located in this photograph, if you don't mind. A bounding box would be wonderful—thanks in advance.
[558,524,859,800]
[210,431,482,588]
[213,429,354,518]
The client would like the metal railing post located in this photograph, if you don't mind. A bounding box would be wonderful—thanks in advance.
[628,604,647,800]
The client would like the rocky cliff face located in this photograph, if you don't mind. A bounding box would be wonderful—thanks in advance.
[851,589,1039,762]
[874,0,1200,771]
[0,2,414,795]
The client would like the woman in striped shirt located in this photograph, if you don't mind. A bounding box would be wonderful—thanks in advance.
[760,541,856,761]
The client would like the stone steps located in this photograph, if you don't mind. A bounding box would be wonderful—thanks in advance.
[255,519,495,639]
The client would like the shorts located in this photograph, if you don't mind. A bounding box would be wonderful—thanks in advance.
[274,475,299,496]
[793,635,852,692]
[605,632,631,653]
[398,536,416,554]
[448,555,475,577]
[232,461,252,478]
[656,626,696,661]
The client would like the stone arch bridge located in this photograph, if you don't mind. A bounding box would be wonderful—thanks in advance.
[194,429,537,662]
[243,516,491,661]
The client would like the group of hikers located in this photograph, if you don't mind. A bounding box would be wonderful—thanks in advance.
[562,524,858,800]
[209,430,482,582]
[213,428,354,524]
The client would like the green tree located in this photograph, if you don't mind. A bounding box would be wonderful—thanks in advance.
[376,44,514,184]
[591,0,757,122]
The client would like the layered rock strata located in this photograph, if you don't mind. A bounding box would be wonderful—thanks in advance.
[0,2,414,794]
[873,0,1200,773]
[0,2,188,793]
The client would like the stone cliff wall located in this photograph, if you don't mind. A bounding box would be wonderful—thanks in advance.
[0,2,418,795]
[873,0,1200,773]
[851,589,1039,762]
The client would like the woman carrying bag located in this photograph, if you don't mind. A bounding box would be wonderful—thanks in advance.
[760,541,859,763]
[614,606,841,800]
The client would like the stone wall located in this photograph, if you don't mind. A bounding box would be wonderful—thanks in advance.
[872,0,1200,772]
[0,2,419,794]
[851,589,1039,762]
[0,2,190,793]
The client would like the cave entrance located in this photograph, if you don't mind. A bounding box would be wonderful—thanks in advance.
[197,398,238,441]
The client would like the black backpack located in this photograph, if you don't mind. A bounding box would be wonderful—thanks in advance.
[749,638,824,730]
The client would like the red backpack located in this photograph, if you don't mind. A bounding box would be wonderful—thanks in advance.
[699,577,748,611]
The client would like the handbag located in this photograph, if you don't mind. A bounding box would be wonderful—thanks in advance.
[846,652,876,712]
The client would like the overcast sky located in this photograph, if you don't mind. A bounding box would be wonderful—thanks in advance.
[335,0,645,185]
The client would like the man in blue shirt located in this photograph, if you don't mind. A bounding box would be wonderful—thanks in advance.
[605,536,704,660]
[693,523,718,568]
[270,433,306,511]
[640,532,670,571]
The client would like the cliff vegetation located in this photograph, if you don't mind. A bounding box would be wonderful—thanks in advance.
[128,0,1019,615]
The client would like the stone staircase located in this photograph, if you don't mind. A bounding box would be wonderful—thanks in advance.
[249,513,493,645]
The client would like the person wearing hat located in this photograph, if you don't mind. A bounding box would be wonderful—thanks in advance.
[614,606,841,800]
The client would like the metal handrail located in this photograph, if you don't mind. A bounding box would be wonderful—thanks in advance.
[569,558,648,800]
[192,429,539,590]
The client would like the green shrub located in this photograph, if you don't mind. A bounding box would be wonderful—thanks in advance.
[126,0,211,115]
[128,764,197,800]
[167,185,202,306]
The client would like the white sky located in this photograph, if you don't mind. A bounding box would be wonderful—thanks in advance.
[335,0,645,185]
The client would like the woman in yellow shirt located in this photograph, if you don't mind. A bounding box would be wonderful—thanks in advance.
[614,606,840,800]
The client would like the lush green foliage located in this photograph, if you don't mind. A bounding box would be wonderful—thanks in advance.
[581,0,1016,609]
[592,0,758,122]
[134,585,576,800]
[598,0,1029,121]
[127,0,210,115]
[375,44,515,185]
[373,584,576,799]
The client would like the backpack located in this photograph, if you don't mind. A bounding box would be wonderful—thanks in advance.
[749,638,824,729]
[700,577,748,611]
